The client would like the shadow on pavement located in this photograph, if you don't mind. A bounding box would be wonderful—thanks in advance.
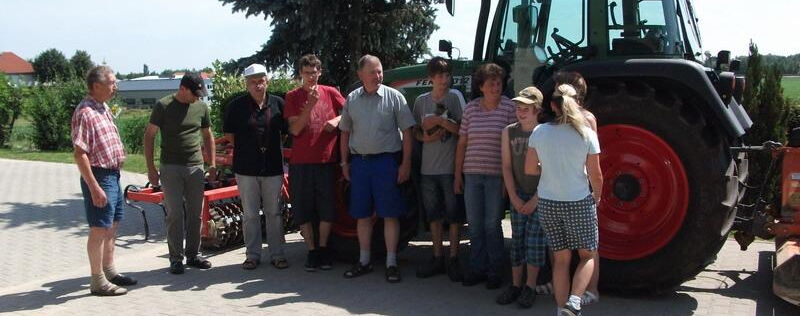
[677,251,799,315]
[0,276,91,313]
[0,197,167,245]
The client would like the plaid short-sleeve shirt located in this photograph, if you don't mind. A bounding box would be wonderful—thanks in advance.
[71,97,126,170]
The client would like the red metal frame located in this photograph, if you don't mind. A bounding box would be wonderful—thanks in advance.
[597,124,690,260]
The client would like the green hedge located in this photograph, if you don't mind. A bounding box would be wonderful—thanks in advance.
[24,80,86,150]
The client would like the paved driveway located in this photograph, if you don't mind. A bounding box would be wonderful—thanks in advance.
[0,159,797,315]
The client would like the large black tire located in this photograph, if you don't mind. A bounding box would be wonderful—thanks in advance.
[587,78,734,293]
[328,181,419,262]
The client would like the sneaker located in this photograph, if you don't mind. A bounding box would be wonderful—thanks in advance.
[187,256,212,269]
[305,249,320,272]
[486,276,502,289]
[462,272,487,286]
[446,256,463,282]
[319,247,333,270]
[560,305,582,316]
[169,261,185,275]
[516,286,536,308]
[386,265,402,283]
[416,256,445,278]
[495,286,521,305]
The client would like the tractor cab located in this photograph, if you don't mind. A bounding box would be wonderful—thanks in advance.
[480,0,707,93]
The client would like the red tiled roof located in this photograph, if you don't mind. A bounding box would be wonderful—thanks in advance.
[0,52,34,74]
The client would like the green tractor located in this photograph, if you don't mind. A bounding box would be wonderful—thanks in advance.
[383,0,752,292]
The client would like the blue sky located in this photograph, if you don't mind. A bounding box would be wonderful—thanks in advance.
[1,0,798,74]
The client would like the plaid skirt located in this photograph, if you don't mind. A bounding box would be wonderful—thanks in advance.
[538,195,598,251]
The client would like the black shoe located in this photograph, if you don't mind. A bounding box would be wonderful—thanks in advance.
[319,247,333,270]
[109,274,138,286]
[517,286,536,308]
[496,285,521,305]
[386,265,402,283]
[560,305,582,316]
[305,249,320,272]
[343,262,373,279]
[446,256,463,282]
[169,261,185,275]
[187,256,212,269]
[416,256,445,278]
[486,276,502,289]
[462,272,487,286]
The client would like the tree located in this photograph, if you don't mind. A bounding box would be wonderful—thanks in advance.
[31,48,74,83]
[70,50,95,79]
[218,0,438,89]
[742,42,791,203]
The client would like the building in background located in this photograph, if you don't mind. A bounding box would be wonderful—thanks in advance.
[0,52,35,86]
[117,73,213,108]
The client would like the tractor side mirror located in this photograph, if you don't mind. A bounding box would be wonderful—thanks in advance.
[729,60,741,72]
[445,0,454,16]
[439,40,453,59]
[716,50,731,70]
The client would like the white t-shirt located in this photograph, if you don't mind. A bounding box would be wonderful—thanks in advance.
[528,123,600,201]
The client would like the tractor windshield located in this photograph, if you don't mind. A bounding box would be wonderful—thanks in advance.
[607,0,683,56]
[490,0,588,93]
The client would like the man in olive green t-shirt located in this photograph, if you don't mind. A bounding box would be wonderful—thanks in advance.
[143,73,216,274]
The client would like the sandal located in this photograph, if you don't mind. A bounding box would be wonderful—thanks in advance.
[581,291,599,305]
[535,282,554,295]
[90,283,128,296]
[242,259,259,270]
[270,258,289,269]
[343,262,373,278]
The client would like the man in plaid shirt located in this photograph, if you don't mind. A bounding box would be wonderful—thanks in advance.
[72,65,137,296]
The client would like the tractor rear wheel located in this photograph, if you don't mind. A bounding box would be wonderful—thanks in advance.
[587,78,733,292]
[328,178,419,262]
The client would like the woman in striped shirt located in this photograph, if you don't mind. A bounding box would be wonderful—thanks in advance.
[455,63,517,289]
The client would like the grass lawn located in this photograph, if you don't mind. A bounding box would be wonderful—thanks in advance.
[0,148,153,174]
[782,76,800,105]
[0,108,156,174]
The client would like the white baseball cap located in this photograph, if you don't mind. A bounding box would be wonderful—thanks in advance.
[243,63,269,78]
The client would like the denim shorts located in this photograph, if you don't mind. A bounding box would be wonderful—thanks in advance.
[79,167,124,228]
[349,153,406,219]
[420,174,464,223]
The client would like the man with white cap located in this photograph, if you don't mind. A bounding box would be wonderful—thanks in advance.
[223,63,290,270]
[144,72,216,274]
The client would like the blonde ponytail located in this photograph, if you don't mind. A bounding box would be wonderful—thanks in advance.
[553,84,588,138]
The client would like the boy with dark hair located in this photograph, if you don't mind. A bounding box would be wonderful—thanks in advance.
[413,57,466,281]
[284,54,346,271]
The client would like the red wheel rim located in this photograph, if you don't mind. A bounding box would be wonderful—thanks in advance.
[597,124,689,260]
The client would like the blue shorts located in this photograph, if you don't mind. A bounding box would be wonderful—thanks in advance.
[79,167,124,228]
[349,153,406,219]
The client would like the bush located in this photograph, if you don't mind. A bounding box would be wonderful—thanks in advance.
[0,74,25,147]
[25,79,86,150]
[116,114,150,154]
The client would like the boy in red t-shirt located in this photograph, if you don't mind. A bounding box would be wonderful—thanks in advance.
[284,54,346,271]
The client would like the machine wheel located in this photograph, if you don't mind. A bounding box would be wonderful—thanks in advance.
[587,78,733,292]
[328,179,419,262]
